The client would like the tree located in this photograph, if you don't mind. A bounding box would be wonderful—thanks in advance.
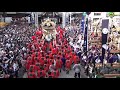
[108,12,115,29]
[108,12,115,18]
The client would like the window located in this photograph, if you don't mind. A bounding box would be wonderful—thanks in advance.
[94,13,101,16]
[93,18,99,22]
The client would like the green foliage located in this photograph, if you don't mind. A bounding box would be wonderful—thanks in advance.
[108,12,115,18]
[83,12,86,16]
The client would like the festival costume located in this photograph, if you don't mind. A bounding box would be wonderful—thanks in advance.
[28,72,36,78]
[56,59,62,69]
[44,64,49,72]
[25,18,77,78]
[29,65,36,72]
[48,72,54,78]
[35,64,40,71]
[66,60,71,70]
[37,70,45,78]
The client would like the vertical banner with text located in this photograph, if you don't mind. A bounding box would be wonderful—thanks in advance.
[102,19,109,63]
[83,17,88,55]
[81,15,85,33]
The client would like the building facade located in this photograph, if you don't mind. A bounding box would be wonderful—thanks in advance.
[89,12,107,22]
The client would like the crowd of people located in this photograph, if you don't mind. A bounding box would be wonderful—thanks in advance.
[0,18,83,78]
[65,24,101,78]
[1,16,120,78]
[0,21,36,78]
[24,25,82,78]
[66,19,120,78]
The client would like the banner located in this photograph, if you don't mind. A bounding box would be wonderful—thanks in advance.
[83,17,88,54]
[81,15,85,33]
[102,19,109,63]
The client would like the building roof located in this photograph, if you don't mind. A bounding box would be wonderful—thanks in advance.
[1,12,31,17]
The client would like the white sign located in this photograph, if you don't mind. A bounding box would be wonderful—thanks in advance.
[102,28,109,34]
[102,44,108,50]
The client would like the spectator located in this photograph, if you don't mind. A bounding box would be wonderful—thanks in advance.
[73,61,81,78]
[0,19,36,78]
[61,55,66,71]
[49,62,55,72]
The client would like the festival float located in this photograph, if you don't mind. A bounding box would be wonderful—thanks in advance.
[40,18,58,47]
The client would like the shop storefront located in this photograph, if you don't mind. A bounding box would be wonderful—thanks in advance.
[107,12,120,53]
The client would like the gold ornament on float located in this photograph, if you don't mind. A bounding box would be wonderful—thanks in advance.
[41,18,57,41]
